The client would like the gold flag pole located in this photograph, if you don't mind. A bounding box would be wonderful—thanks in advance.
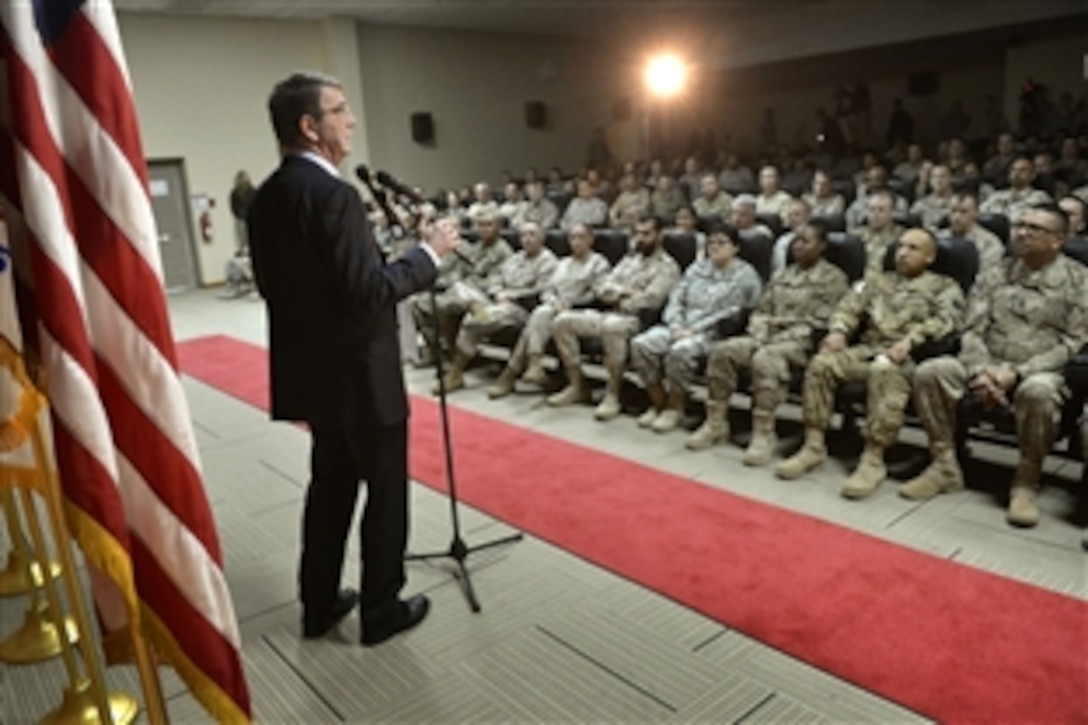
[0,486,60,596]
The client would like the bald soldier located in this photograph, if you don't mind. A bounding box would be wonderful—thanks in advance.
[776,228,966,499]
[903,205,1088,527]
[688,222,849,462]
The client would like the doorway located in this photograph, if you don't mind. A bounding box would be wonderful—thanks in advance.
[146,158,200,291]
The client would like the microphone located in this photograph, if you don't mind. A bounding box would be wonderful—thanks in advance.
[376,170,424,204]
[355,164,405,239]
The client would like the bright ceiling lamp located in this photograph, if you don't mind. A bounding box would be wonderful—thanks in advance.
[644,54,686,98]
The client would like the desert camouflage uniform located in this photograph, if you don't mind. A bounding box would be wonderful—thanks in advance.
[609,189,650,230]
[456,248,558,356]
[803,193,845,217]
[692,192,733,220]
[910,193,954,232]
[552,248,680,383]
[979,187,1052,223]
[913,255,1088,470]
[630,258,762,392]
[413,238,514,354]
[559,197,608,231]
[756,190,794,220]
[505,251,611,371]
[706,258,849,411]
[800,270,965,446]
[651,185,685,221]
[512,198,559,230]
[938,224,1005,277]
[853,224,906,276]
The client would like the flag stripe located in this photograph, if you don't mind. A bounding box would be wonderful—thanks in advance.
[45,9,146,186]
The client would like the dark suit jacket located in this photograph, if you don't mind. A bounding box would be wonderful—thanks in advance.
[248,155,436,429]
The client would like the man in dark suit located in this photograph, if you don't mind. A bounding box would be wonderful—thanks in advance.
[248,72,458,646]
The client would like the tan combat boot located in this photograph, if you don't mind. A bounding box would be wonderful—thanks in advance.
[775,428,827,480]
[841,442,887,499]
[899,444,964,501]
[432,350,469,394]
[487,366,518,399]
[652,390,685,433]
[742,411,778,466]
[686,401,729,450]
[521,354,547,385]
[547,367,591,407]
[594,378,623,421]
[637,384,666,428]
[1006,459,1042,528]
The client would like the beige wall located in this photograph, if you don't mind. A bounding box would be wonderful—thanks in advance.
[119,12,327,285]
[355,24,621,192]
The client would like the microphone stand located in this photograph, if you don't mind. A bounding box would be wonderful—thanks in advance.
[360,171,522,613]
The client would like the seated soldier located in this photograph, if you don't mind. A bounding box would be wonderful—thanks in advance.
[938,190,1005,275]
[775,228,966,499]
[488,224,611,399]
[755,165,794,220]
[650,174,685,222]
[904,205,1088,527]
[513,180,560,230]
[770,198,813,274]
[844,164,908,229]
[466,181,500,222]
[910,163,955,231]
[850,189,906,276]
[692,174,733,220]
[630,222,763,433]
[718,153,755,195]
[412,211,513,365]
[980,156,1052,223]
[1058,194,1087,237]
[609,172,651,230]
[560,179,609,231]
[437,222,557,393]
[689,222,850,461]
[730,195,774,238]
[548,215,681,420]
[498,181,526,223]
[803,169,845,217]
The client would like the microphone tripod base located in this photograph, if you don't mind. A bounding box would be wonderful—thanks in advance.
[407,531,524,613]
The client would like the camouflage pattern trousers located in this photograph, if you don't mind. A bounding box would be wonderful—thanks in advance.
[913,356,1068,464]
[629,326,711,393]
[455,301,529,357]
[413,281,489,353]
[505,303,562,372]
[801,344,915,447]
[552,309,640,383]
[705,336,810,412]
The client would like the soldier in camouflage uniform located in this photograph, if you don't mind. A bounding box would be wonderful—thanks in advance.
[979,157,1052,222]
[548,216,681,420]
[938,191,1005,276]
[412,211,513,364]
[688,222,849,463]
[630,223,763,433]
[559,179,609,231]
[775,228,966,499]
[488,225,611,399]
[910,164,955,232]
[904,205,1088,527]
[692,174,733,220]
[851,189,906,276]
[438,222,557,392]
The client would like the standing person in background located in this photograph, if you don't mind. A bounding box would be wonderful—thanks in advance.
[248,71,459,647]
[230,170,256,250]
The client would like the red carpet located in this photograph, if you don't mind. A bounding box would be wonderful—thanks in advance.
[179,335,1088,724]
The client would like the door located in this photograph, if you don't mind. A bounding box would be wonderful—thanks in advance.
[146,159,199,291]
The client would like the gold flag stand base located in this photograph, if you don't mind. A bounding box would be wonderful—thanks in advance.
[0,548,61,596]
[40,680,139,725]
[0,600,79,664]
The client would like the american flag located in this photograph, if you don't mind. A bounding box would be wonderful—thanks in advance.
[0,1,250,720]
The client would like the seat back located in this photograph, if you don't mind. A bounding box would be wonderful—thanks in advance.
[662,231,698,271]
[591,228,630,267]
[1061,236,1088,267]
[893,211,924,230]
[812,214,846,233]
[737,229,773,282]
[756,213,784,238]
[500,228,521,250]
[545,229,571,258]
[824,233,866,282]
[977,212,1010,245]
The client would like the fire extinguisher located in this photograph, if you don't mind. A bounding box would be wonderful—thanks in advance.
[199,209,214,243]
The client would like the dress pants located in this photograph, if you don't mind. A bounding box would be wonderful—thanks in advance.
[301,420,409,618]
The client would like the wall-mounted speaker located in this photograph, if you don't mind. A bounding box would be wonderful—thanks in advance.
[525,101,547,129]
[907,71,939,97]
[410,112,434,143]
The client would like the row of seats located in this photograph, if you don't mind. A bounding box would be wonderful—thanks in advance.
[464,229,1088,464]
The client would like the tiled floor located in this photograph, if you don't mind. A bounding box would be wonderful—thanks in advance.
[3,287,1085,723]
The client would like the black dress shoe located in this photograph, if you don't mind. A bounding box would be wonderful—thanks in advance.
[361,594,430,647]
[302,588,359,639]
